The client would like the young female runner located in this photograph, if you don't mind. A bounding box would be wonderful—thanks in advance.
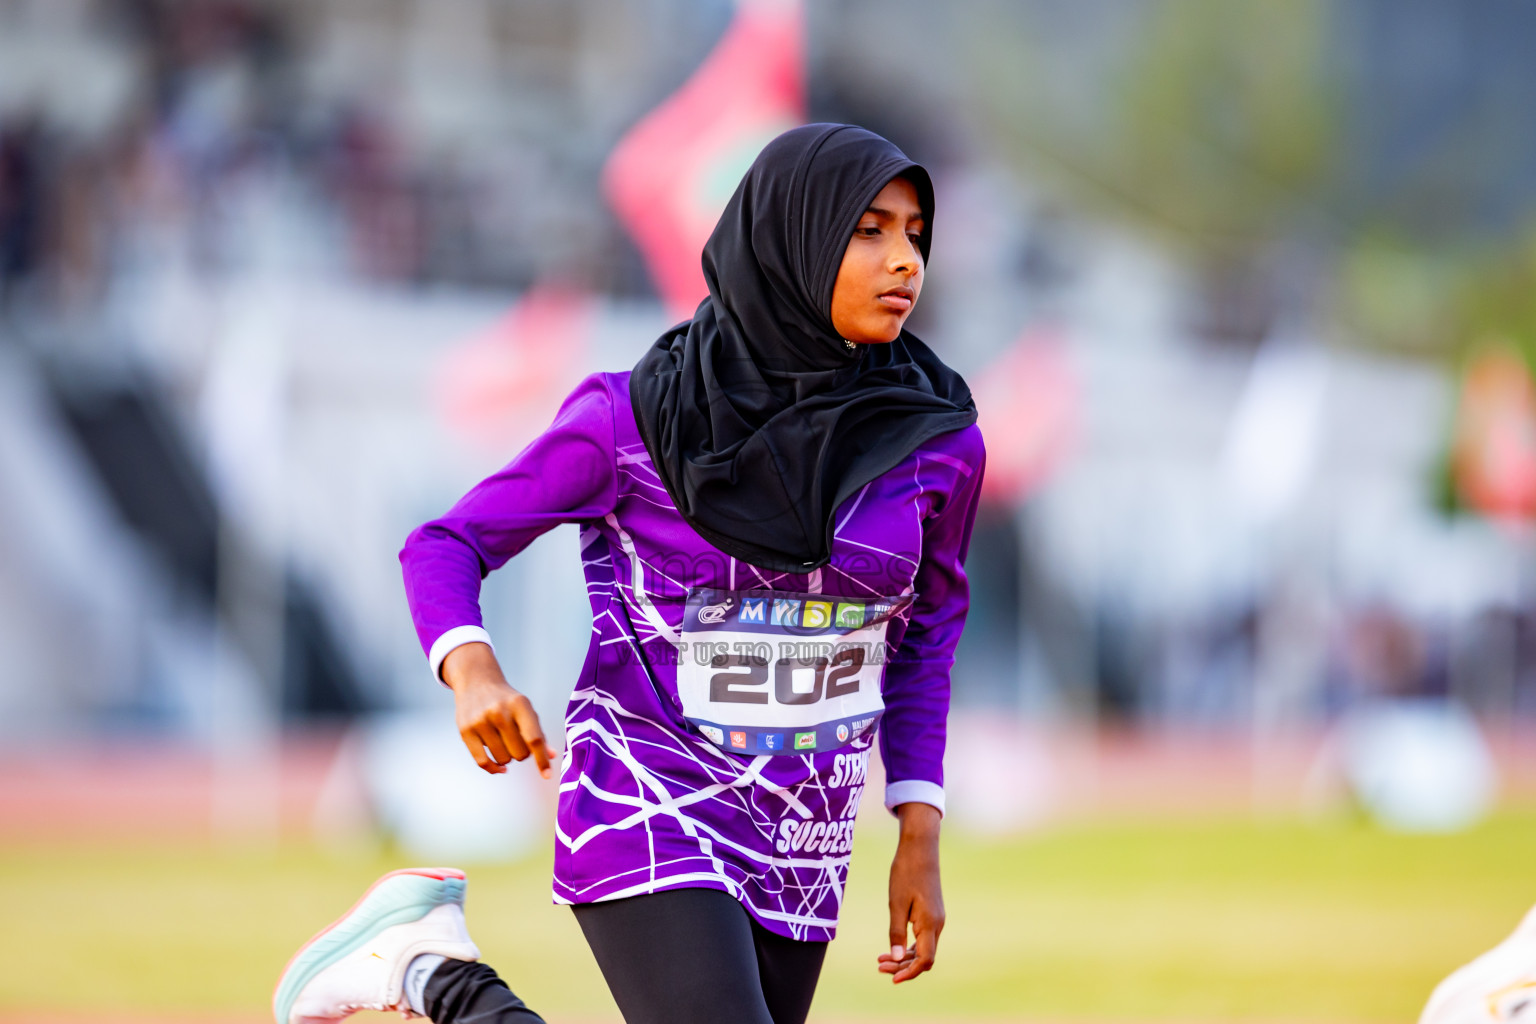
[274,123,984,1024]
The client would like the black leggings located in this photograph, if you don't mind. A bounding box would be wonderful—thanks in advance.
[423,887,828,1024]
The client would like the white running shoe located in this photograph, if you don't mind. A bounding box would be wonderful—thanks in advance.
[273,867,481,1024]
[1420,902,1536,1023]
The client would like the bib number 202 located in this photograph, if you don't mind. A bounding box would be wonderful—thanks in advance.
[708,647,866,706]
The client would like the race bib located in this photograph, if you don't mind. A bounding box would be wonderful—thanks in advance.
[677,587,912,756]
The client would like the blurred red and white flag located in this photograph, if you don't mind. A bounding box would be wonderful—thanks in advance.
[1453,342,1536,521]
[436,283,594,454]
[974,328,1079,505]
[603,0,805,319]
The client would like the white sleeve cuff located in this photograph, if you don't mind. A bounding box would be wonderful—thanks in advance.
[428,625,495,684]
[884,779,945,817]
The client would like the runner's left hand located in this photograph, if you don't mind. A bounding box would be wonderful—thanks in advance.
[879,801,944,983]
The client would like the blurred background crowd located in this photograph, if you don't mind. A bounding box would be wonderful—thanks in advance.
[4,0,1536,848]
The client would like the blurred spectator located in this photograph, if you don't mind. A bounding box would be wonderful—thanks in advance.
[0,117,46,301]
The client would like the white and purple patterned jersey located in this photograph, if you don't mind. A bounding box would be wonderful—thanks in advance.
[401,372,984,941]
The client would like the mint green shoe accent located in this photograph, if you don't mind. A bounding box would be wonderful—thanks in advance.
[274,874,465,1024]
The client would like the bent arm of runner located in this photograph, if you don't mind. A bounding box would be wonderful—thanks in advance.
[442,641,553,778]
[401,374,619,774]
[879,801,944,983]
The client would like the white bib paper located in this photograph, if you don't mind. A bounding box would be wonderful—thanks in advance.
[676,587,911,756]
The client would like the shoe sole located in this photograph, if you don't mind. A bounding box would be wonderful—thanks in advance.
[1420,907,1536,1023]
[272,867,467,1024]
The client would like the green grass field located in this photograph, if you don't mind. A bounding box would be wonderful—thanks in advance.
[2,810,1533,1022]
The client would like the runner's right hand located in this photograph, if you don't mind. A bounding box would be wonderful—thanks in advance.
[441,642,554,778]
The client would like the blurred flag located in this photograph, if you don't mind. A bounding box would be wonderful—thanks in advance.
[1452,342,1536,520]
[974,328,1078,504]
[603,0,804,318]
[435,284,594,453]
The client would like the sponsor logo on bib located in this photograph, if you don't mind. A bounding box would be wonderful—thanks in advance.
[802,601,832,629]
[758,733,783,751]
[699,599,734,624]
[835,602,865,628]
[836,723,850,743]
[739,598,767,624]
[700,725,725,745]
[770,599,801,625]
[794,731,817,750]
[729,731,747,749]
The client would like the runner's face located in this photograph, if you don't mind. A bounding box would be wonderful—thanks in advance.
[829,176,925,345]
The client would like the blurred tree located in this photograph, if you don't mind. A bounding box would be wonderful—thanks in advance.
[964,0,1536,354]
[969,0,1336,344]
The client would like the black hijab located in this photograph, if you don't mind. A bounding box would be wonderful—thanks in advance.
[630,123,977,573]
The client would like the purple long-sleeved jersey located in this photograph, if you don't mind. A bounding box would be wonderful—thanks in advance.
[401,371,984,941]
